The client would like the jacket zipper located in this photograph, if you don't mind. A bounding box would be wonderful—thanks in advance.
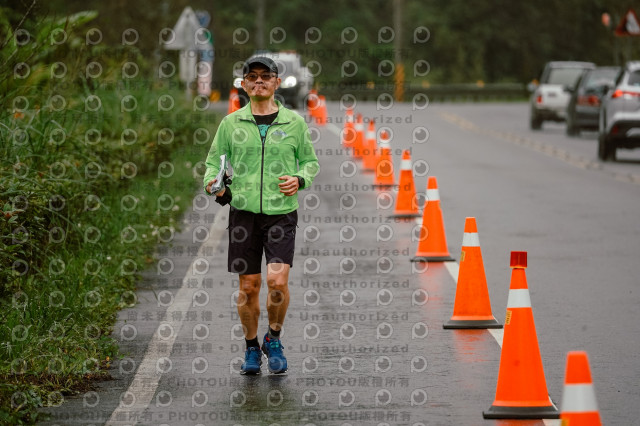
[239,117,290,214]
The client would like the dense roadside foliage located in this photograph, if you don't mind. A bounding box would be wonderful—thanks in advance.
[0,6,216,424]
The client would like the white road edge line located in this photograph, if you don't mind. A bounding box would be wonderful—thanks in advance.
[105,209,228,426]
[326,122,341,136]
[443,260,561,426]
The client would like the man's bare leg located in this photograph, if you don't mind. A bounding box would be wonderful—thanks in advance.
[266,263,290,331]
[237,273,262,339]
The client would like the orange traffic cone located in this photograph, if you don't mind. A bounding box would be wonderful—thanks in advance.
[353,114,365,159]
[443,217,502,328]
[373,130,394,187]
[411,176,454,261]
[315,95,327,125]
[390,150,420,218]
[483,251,560,419]
[227,88,241,114]
[362,120,378,172]
[307,89,318,111]
[560,351,602,425]
[342,108,356,149]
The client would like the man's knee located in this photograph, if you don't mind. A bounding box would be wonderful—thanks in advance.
[239,275,261,299]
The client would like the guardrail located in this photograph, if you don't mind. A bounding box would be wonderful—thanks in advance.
[318,83,529,103]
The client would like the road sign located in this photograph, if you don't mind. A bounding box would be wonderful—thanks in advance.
[615,8,640,36]
[163,6,202,51]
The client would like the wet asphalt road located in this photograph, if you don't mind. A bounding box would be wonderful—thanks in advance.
[40,101,640,425]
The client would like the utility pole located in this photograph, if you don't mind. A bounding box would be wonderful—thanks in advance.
[256,0,265,50]
[393,0,404,102]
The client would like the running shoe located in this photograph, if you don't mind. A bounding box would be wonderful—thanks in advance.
[240,347,262,375]
[262,334,288,374]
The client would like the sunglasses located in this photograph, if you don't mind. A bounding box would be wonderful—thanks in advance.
[244,72,276,82]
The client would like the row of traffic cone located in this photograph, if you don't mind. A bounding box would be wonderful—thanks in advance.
[337,104,603,424]
[226,88,328,125]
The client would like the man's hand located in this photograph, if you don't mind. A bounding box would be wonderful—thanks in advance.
[278,175,299,196]
[206,179,226,197]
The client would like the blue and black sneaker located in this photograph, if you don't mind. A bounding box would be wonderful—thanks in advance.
[262,334,288,374]
[240,347,262,375]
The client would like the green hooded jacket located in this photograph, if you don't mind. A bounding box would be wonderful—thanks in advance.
[203,101,319,215]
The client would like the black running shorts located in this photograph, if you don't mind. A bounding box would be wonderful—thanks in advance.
[227,207,298,274]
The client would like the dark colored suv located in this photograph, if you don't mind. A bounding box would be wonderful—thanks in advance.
[566,66,620,136]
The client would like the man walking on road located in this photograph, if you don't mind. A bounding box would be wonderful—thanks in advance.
[203,56,319,374]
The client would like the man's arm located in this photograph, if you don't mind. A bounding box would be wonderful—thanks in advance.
[203,118,231,194]
[293,122,319,190]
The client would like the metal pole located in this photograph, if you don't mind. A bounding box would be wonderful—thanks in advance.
[393,0,404,102]
[256,0,265,50]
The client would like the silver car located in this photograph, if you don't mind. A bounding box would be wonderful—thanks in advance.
[529,61,595,130]
[598,61,640,161]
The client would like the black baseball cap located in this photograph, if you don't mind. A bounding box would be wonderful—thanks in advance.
[243,56,279,76]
